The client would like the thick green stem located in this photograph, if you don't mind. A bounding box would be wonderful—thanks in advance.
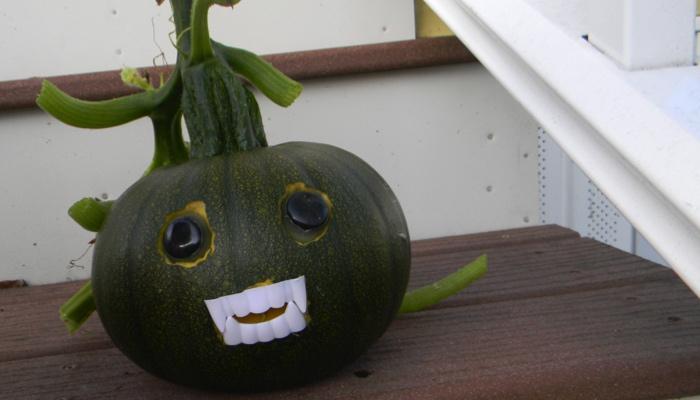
[68,198,113,232]
[37,62,180,129]
[37,81,158,129]
[213,42,303,107]
[59,281,96,334]
[144,66,189,174]
[170,0,194,54]
[189,0,216,64]
[399,254,488,313]
[145,109,189,174]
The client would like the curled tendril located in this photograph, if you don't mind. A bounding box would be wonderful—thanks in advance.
[169,26,192,58]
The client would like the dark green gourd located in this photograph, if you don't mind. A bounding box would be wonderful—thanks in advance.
[91,0,410,391]
[93,143,410,390]
[38,0,486,392]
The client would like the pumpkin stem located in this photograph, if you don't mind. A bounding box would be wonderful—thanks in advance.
[36,80,163,129]
[399,254,487,313]
[145,66,190,174]
[178,0,270,158]
[170,0,302,158]
[213,42,303,107]
[146,108,189,174]
[189,0,216,64]
[36,61,188,177]
[68,198,114,232]
[170,0,194,55]
[188,0,241,64]
[59,280,96,334]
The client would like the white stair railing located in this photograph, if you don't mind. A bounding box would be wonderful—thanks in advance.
[424,0,700,297]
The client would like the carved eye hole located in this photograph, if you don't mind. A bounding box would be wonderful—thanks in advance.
[281,183,333,245]
[158,201,215,268]
[163,217,203,260]
[286,191,329,231]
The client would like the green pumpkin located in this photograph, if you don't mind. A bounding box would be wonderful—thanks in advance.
[92,142,410,390]
[43,0,413,389]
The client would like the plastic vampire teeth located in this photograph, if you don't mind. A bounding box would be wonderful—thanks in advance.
[204,276,307,345]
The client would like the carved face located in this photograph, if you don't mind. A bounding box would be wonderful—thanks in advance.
[158,182,332,346]
[92,142,410,391]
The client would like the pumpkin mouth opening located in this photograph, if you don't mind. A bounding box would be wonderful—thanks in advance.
[204,276,308,346]
[234,304,288,324]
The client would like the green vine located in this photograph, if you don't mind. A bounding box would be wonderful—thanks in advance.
[68,198,113,232]
[213,43,302,107]
[399,254,487,313]
[59,281,96,334]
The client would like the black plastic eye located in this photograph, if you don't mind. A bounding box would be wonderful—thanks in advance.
[162,217,203,259]
[286,191,329,231]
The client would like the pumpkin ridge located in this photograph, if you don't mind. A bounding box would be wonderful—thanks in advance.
[268,145,361,337]
[103,174,171,372]
[149,162,208,374]
[269,144,321,190]
[221,151,289,291]
[218,154,242,288]
[294,143,410,326]
[282,143,403,343]
[159,159,226,376]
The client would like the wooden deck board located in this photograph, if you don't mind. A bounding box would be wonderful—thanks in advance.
[0,226,584,363]
[1,225,699,399]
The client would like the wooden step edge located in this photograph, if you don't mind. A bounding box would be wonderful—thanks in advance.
[411,224,580,257]
[0,37,476,111]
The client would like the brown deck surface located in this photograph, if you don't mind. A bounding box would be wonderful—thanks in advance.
[1,225,699,399]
